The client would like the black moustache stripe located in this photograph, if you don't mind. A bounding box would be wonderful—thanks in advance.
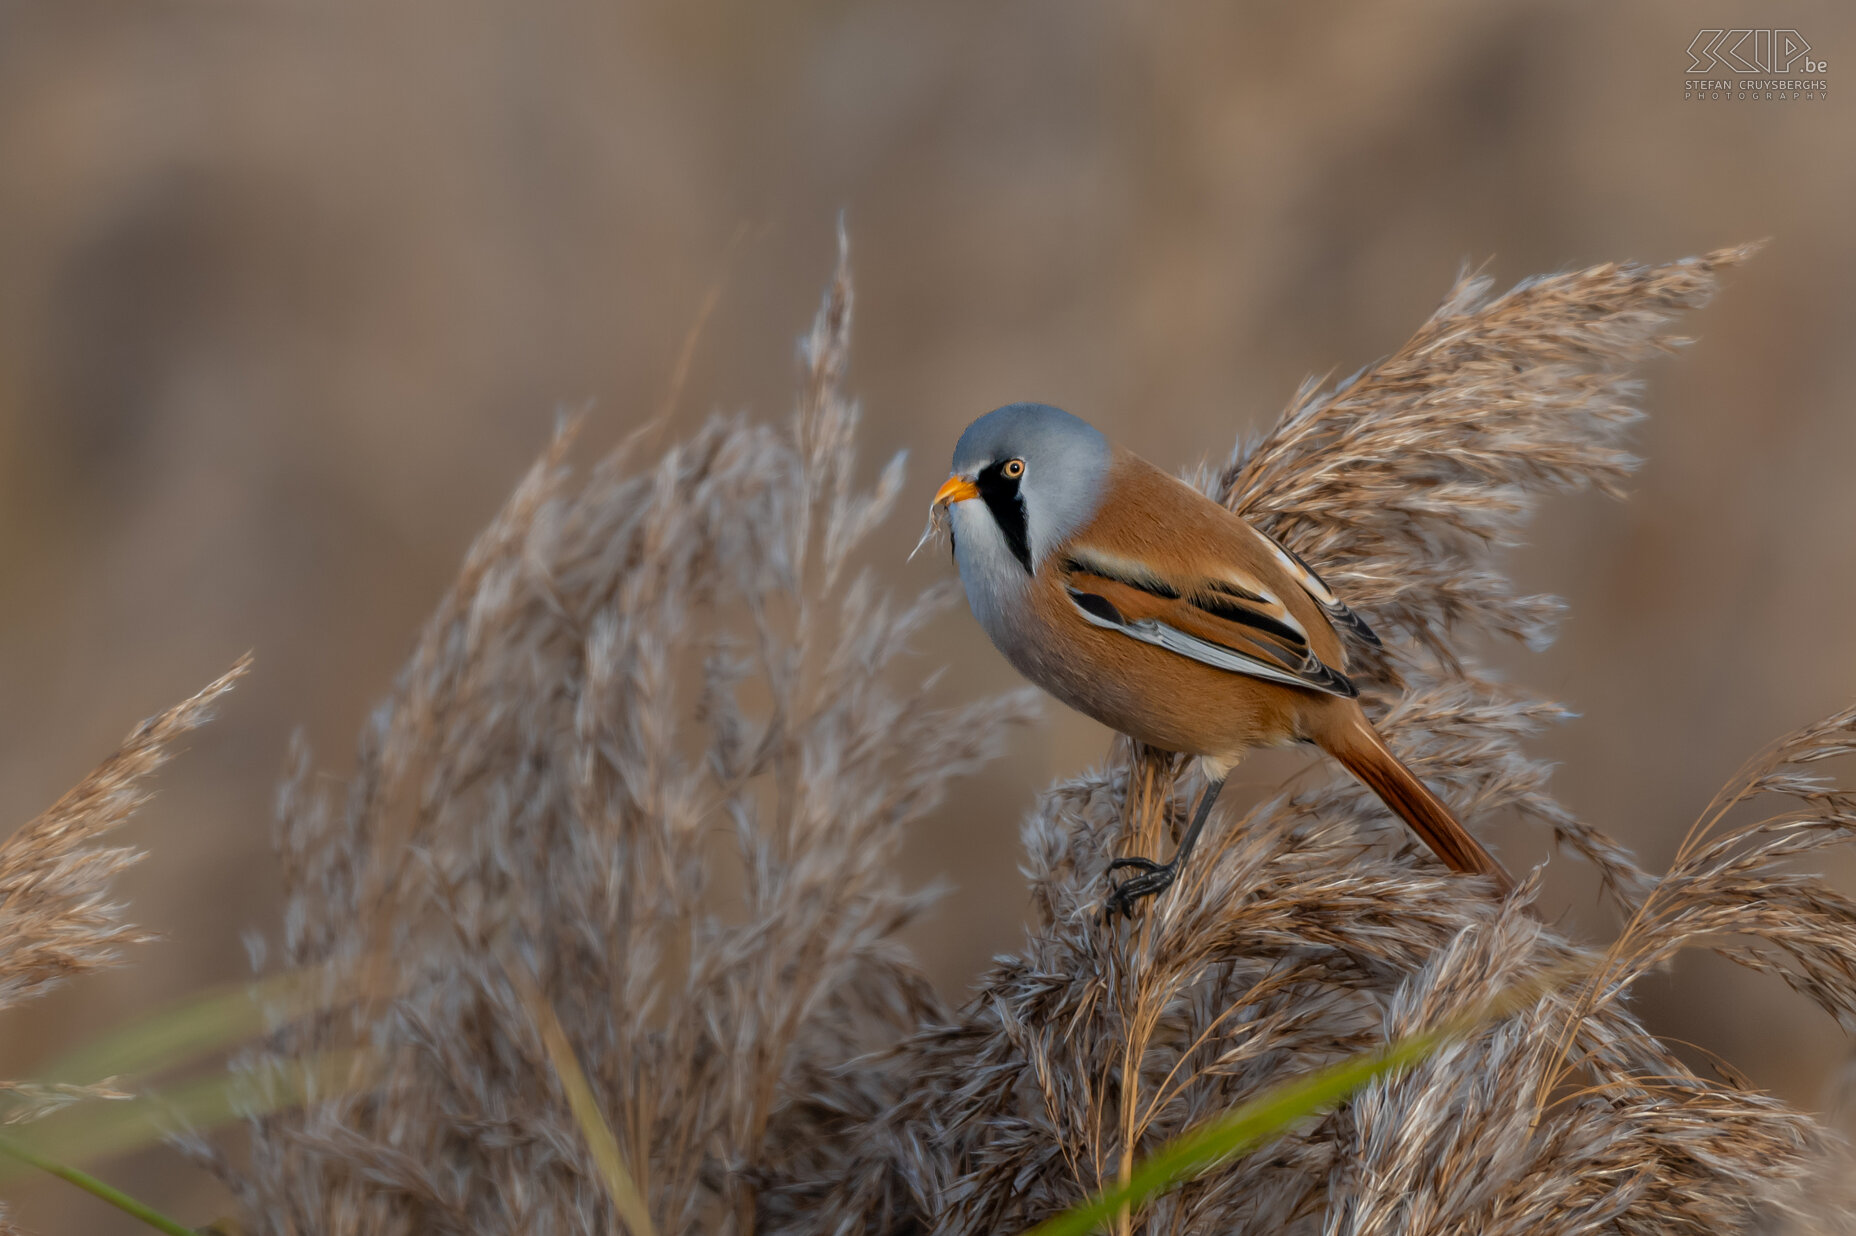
[976,463,1032,574]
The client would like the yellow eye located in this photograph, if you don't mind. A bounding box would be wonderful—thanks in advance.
[1002,458,1025,479]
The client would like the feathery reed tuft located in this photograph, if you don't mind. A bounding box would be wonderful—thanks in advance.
[211,241,1856,1235]
[0,657,249,1229]
[199,234,1037,1234]
[0,656,249,1018]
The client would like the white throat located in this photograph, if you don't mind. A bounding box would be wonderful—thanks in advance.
[949,499,1035,653]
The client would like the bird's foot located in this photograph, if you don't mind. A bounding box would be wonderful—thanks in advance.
[1104,858,1180,919]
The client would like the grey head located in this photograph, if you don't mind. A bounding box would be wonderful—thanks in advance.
[936,402,1111,641]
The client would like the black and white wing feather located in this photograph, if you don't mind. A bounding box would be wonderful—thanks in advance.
[1060,550,1357,698]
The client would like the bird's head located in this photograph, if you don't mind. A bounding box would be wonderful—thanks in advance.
[926,402,1111,576]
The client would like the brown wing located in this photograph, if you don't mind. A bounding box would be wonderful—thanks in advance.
[1059,561,1357,698]
[1054,452,1365,697]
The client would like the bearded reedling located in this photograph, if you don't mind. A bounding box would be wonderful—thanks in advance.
[929,402,1513,915]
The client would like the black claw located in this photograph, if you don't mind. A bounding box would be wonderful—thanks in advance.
[1100,776,1227,922]
[1104,861,1180,919]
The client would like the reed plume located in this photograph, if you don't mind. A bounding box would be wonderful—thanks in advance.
[202,240,1856,1235]
[0,658,249,1230]
[193,234,1035,1235]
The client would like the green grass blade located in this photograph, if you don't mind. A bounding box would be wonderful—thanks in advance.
[1025,1028,1445,1236]
[0,1134,196,1236]
[34,968,314,1088]
[1026,969,1578,1236]
[0,1051,362,1187]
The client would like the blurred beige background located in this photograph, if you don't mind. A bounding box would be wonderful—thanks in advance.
[2,1,1853,1228]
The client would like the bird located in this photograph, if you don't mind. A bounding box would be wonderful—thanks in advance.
[926,401,1513,916]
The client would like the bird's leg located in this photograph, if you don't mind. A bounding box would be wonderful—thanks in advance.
[1107,774,1228,917]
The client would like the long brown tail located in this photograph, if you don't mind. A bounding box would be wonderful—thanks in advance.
[1320,708,1515,894]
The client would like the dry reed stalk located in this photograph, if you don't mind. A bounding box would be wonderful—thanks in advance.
[212,241,1856,1235]
[0,657,250,1229]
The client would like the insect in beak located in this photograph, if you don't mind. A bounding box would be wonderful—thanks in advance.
[910,475,978,561]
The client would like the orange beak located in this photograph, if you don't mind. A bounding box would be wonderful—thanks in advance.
[933,474,980,508]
